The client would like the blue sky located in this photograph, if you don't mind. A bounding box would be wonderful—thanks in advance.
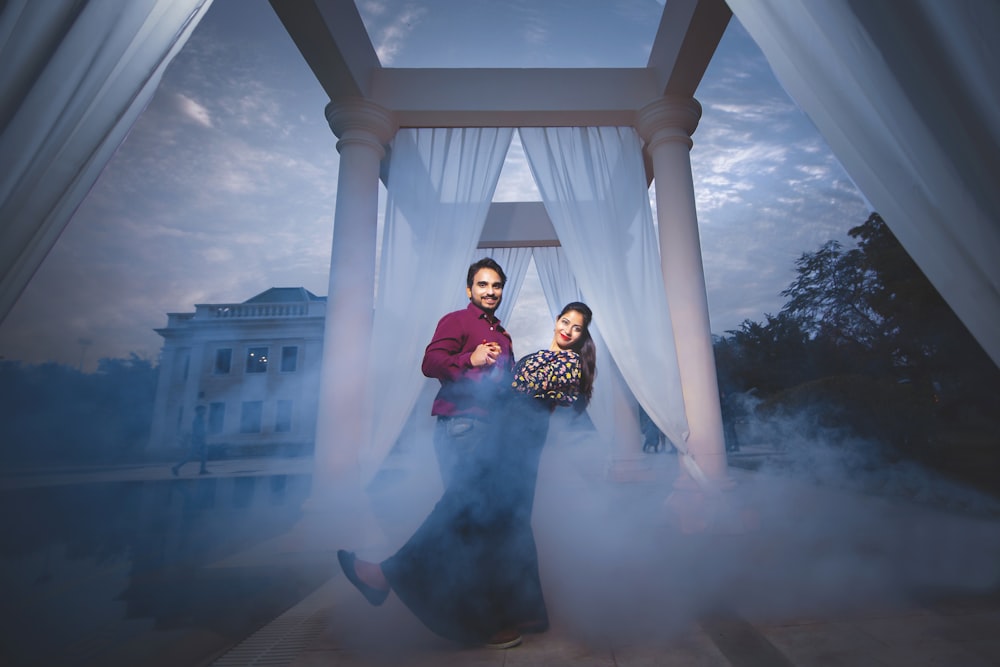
[0,0,870,369]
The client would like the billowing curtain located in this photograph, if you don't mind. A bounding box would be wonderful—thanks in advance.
[362,127,513,483]
[519,127,689,447]
[727,0,1000,366]
[479,246,533,327]
[0,0,213,322]
[532,245,616,440]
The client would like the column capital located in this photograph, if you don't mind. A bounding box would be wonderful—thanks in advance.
[637,96,702,151]
[325,98,396,157]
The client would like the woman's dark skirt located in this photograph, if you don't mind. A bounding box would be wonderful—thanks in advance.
[380,394,552,644]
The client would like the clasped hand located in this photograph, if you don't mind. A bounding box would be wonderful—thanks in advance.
[471,341,501,367]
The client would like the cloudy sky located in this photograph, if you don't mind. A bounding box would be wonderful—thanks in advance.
[0,0,870,370]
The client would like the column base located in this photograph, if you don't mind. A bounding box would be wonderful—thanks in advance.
[663,475,759,534]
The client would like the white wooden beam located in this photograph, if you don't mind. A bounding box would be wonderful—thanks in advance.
[371,68,659,127]
[268,0,380,99]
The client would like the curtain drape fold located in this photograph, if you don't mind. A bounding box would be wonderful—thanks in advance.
[361,127,513,483]
[479,246,533,327]
[518,127,689,447]
[0,0,213,323]
[727,0,1000,366]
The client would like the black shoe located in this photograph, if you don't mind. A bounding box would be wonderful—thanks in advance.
[485,629,522,649]
[337,550,389,606]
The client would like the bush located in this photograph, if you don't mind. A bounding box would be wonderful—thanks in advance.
[756,374,936,455]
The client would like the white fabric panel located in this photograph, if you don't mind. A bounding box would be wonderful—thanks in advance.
[479,246,532,328]
[727,0,1000,366]
[0,0,213,322]
[531,246,576,320]
[362,127,513,483]
[532,246,616,442]
[519,127,690,446]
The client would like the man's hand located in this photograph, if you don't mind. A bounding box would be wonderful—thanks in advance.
[470,340,502,367]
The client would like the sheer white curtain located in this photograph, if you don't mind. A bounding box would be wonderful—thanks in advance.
[362,127,513,483]
[0,0,213,322]
[727,0,1000,366]
[519,127,689,446]
[479,246,533,327]
[532,245,616,439]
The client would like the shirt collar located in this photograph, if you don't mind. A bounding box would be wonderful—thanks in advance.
[467,301,501,326]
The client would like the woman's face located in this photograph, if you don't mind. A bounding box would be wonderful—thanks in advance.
[552,310,586,350]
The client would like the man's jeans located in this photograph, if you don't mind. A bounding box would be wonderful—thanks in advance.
[433,415,489,489]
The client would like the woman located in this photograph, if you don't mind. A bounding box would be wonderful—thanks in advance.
[338,302,597,649]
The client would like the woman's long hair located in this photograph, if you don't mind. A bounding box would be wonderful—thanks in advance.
[559,302,596,410]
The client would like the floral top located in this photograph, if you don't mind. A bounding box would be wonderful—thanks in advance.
[511,349,582,406]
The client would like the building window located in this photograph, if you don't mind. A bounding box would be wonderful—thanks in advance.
[215,348,232,374]
[275,400,293,433]
[208,402,226,434]
[280,346,298,373]
[240,401,263,433]
[246,347,269,373]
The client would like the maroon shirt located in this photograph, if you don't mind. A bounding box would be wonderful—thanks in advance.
[422,302,514,418]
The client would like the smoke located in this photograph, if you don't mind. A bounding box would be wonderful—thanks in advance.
[346,396,1000,650]
[526,403,1000,646]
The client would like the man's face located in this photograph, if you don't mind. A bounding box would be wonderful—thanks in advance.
[467,268,503,313]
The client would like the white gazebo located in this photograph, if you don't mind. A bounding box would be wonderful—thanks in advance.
[267,0,737,527]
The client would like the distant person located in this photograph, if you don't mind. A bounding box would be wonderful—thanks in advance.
[420,257,514,488]
[721,390,741,452]
[639,406,676,453]
[338,302,598,650]
[172,405,209,476]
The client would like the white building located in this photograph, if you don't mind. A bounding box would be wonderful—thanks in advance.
[148,288,325,458]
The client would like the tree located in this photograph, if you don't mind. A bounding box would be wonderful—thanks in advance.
[847,213,999,420]
[718,312,815,394]
[0,355,158,466]
[716,211,999,436]
[781,239,885,352]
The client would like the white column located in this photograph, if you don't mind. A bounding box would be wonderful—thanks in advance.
[638,96,729,491]
[605,359,652,482]
[315,99,396,480]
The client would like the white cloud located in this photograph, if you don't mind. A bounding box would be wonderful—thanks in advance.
[372,5,428,64]
[174,92,213,127]
[520,16,548,47]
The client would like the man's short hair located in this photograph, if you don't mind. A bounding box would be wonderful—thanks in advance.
[466,257,507,288]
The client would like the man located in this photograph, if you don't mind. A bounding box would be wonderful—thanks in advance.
[422,257,514,488]
[172,405,209,476]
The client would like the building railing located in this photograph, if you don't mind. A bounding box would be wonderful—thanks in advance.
[194,302,324,319]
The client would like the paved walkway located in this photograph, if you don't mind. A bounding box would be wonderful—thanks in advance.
[205,443,1000,666]
[213,574,1000,666]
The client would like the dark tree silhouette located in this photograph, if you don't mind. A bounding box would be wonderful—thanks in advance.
[0,354,158,467]
[715,212,999,457]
